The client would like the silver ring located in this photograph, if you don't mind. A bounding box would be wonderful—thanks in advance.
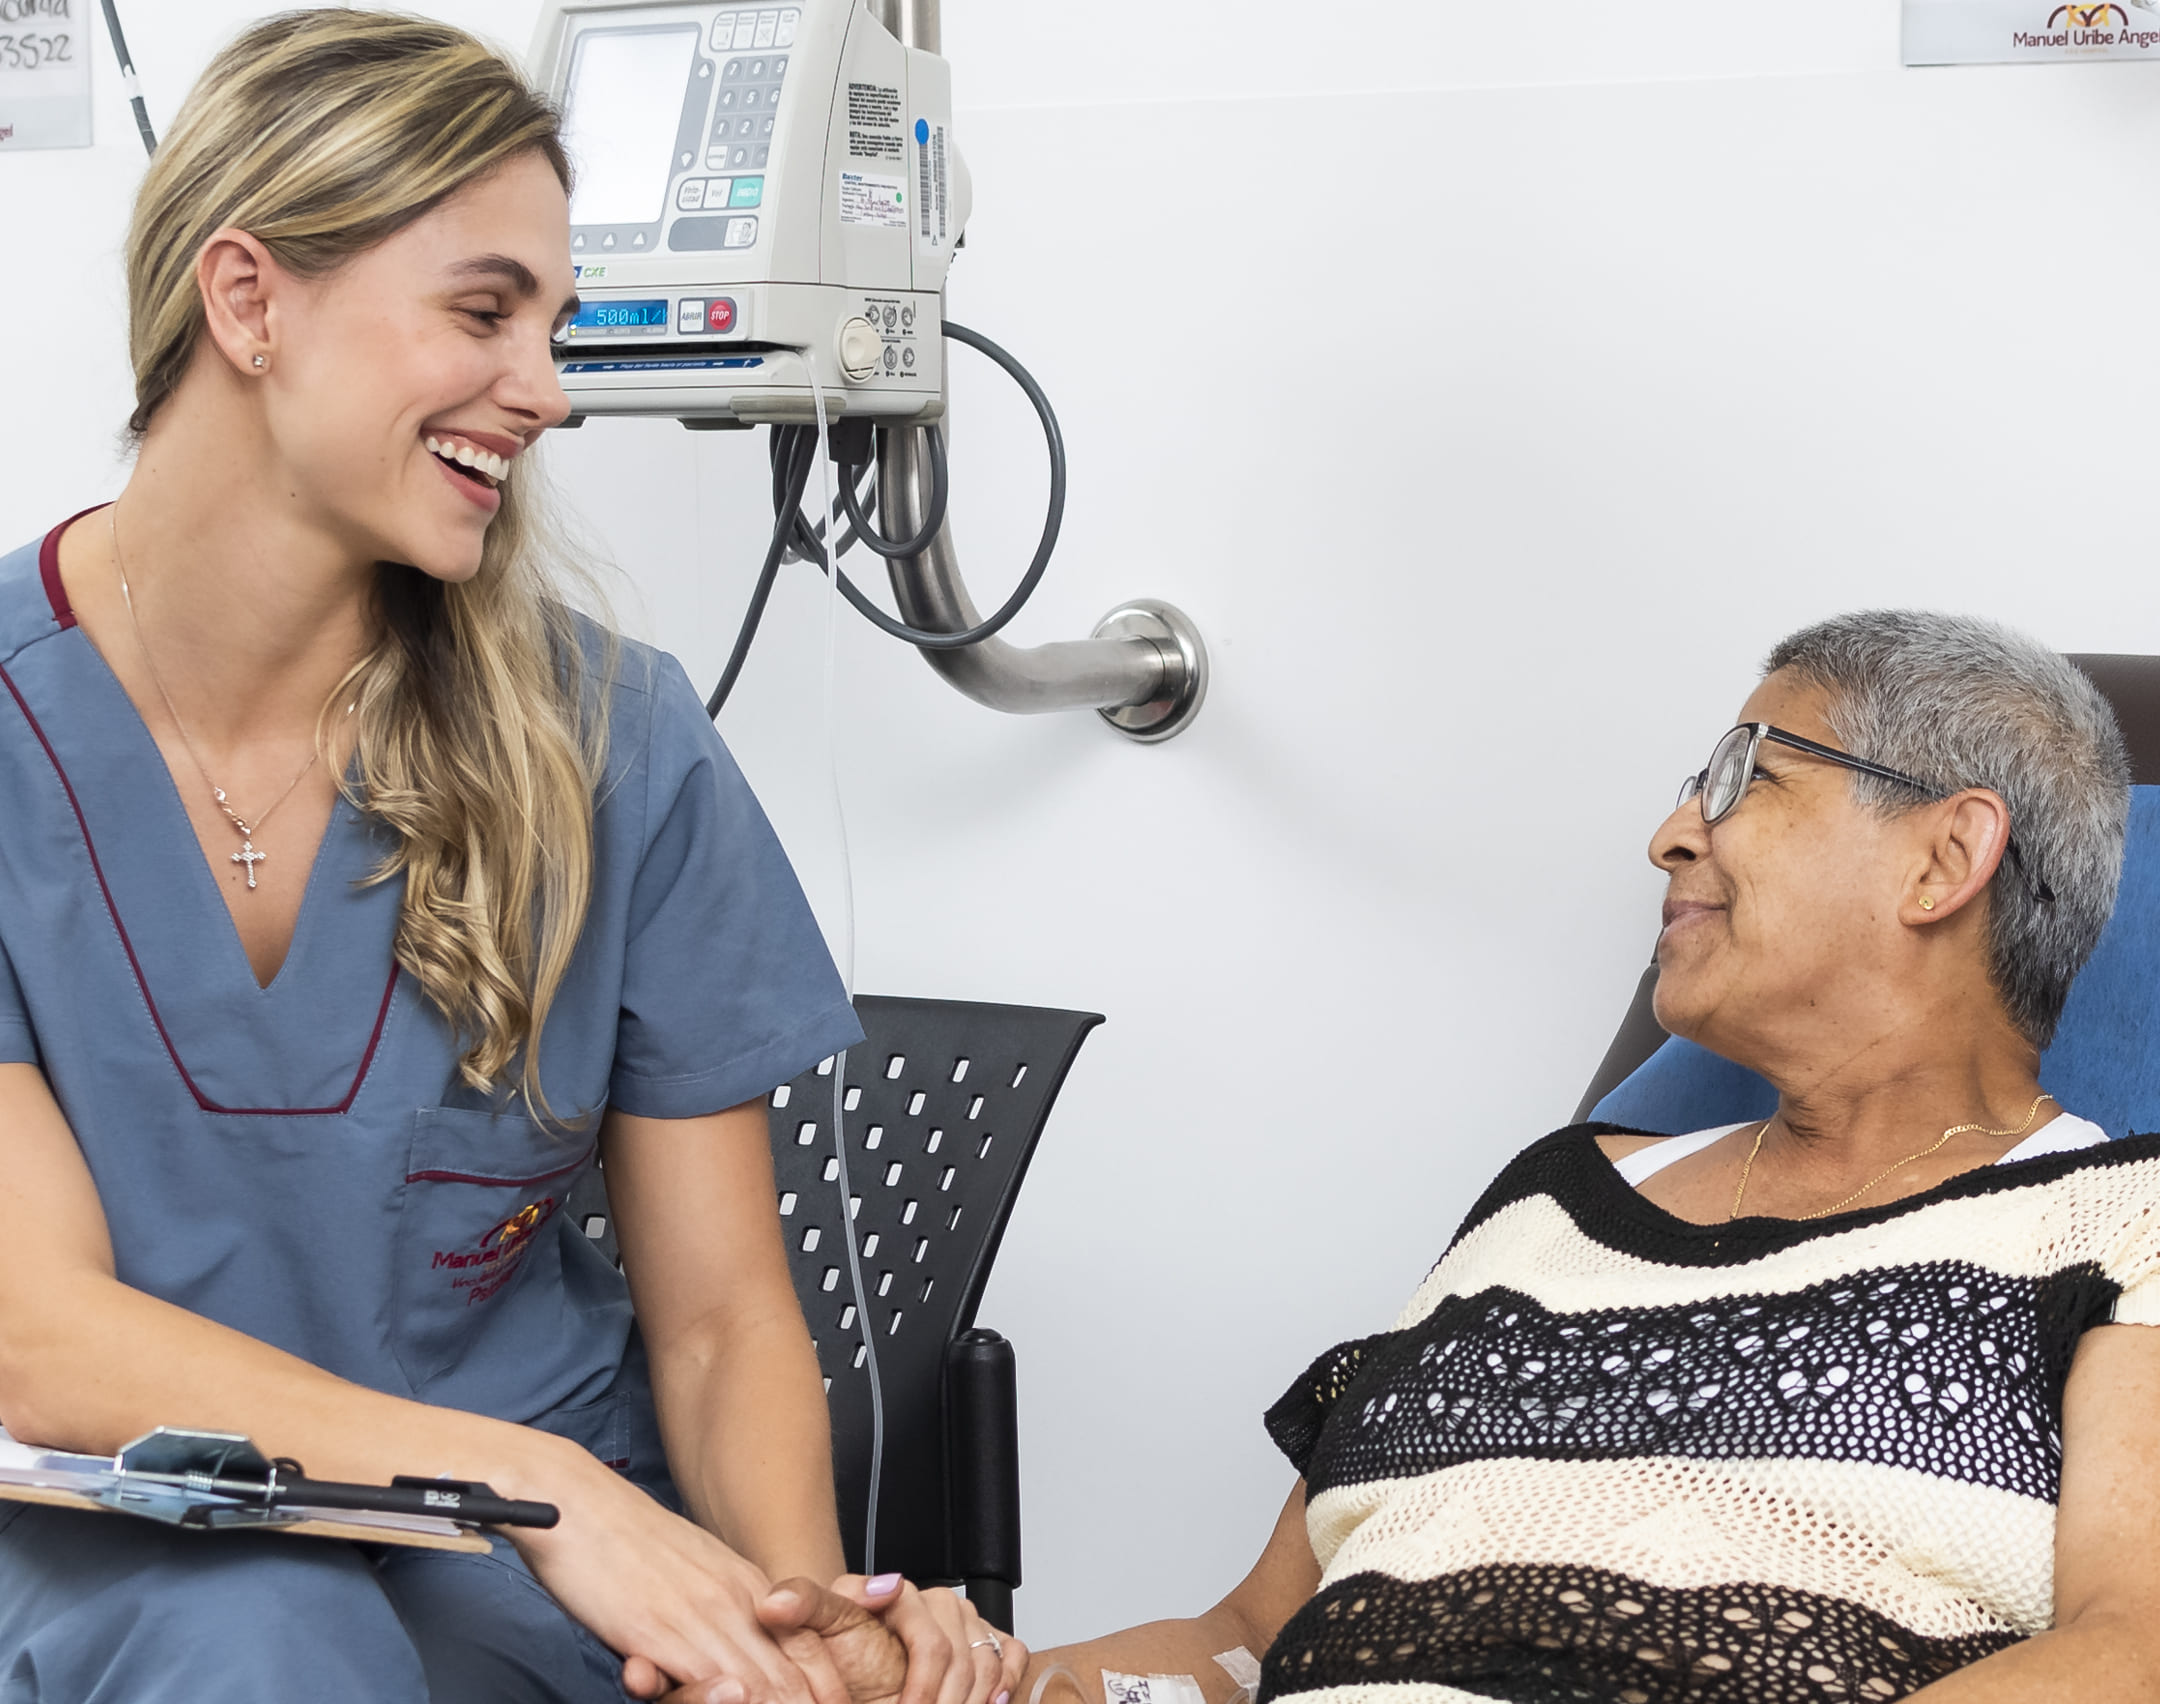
[972,1633,1004,1656]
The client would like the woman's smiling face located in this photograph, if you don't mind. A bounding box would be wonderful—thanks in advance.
[236,149,579,581]
[1646,669,1929,1063]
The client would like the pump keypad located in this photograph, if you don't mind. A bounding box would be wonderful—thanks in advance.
[707,50,789,171]
[710,8,800,53]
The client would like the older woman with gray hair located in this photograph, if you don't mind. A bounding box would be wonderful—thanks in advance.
[659,611,2160,1704]
[969,611,2160,1704]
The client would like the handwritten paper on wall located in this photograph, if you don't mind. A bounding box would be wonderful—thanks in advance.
[1906,0,2160,65]
[0,1,92,151]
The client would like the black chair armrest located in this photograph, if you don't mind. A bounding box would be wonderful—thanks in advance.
[946,1329,1021,1632]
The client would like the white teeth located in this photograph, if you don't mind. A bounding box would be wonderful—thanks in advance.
[425,436,511,483]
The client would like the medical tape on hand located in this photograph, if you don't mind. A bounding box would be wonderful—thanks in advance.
[1212,1648,1263,1699]
[1028,1665,1086,1704]
[1103,1672,1209,1704]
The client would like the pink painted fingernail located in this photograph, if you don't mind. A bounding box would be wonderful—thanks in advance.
[867,1572,903,1593]
[996,1692,1012,1704]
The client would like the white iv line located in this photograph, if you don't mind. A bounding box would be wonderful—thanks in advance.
[798,352,881,1573]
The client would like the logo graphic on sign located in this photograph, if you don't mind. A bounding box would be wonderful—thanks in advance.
[1906,0,2160,66]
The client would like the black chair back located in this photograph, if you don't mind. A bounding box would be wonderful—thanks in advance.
[569,995,1102,1631]
[1573,655,2160,1120]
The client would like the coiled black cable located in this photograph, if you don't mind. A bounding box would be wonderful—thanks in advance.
[707,319,1068,715]
[704,423,819,717]
[838,425,949,560]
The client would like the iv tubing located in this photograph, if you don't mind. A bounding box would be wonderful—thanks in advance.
[801,354,880,1574]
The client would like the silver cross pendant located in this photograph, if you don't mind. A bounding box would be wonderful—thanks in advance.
[232,839,267,890]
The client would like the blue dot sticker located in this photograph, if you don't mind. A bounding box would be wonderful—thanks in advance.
[915,118,930,144]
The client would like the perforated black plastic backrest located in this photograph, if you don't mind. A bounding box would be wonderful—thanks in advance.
[567,994,1102,1580]
[1571,653,2160,1119]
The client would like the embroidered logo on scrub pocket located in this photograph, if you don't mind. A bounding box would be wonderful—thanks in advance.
[432,1195,561,1306]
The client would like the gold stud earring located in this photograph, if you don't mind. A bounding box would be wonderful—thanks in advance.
[1920,897,1936,911]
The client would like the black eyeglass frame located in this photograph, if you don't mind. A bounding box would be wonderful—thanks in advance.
[1679,722,2056,907]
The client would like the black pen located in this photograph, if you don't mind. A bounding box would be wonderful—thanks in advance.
[273,1474,560,1530]
[119,1460,558,1530]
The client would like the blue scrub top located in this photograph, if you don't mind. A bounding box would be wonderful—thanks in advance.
[0,516,863,1469]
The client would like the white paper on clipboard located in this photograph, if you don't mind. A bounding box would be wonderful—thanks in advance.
[0,3,93,152]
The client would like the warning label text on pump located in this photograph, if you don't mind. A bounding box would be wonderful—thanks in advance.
[847,82,904,160]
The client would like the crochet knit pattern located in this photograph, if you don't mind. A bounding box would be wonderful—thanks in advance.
[1260,1123,2160,1704]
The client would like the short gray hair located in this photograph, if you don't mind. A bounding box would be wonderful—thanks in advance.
[1765,612,2129,1049]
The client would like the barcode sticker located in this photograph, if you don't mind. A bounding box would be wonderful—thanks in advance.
[915,120,950,255]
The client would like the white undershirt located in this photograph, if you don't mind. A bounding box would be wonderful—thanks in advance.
[1612,1111,2109,1188]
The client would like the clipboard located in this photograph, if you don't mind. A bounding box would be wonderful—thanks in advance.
[0,1428,493,1554]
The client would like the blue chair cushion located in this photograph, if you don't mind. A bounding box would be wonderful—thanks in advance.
[1593,786,2160,1140]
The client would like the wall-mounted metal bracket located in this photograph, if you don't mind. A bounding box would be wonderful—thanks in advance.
[874,431,1208,740]
[1091,601,1208,742]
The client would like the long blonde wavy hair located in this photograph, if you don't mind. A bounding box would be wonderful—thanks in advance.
[127,11,609,1110]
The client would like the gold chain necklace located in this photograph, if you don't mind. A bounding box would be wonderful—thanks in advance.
[110,506,329,893]
[1728,1092,2055,1223]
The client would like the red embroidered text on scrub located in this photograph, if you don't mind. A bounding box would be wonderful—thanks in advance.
[431,1197,559,1305]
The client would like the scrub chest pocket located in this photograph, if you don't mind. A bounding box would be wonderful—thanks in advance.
[394,1108,599,1398]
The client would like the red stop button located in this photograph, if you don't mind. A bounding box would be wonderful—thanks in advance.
[708,297,737,333]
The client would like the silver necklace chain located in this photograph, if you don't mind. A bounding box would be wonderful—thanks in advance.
[108,505,331,893]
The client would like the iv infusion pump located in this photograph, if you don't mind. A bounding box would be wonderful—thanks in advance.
[529,1,970,426]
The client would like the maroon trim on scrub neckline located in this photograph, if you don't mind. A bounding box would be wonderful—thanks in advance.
[405,1145,596,1188]
[0,659,398,1117]
[38,506,108,631]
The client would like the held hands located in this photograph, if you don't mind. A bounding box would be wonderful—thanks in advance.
[625,1573,1029,1704]
[510,1442,857,1704]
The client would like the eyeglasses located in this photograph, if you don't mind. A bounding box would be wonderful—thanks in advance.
[1677,722,2055,906]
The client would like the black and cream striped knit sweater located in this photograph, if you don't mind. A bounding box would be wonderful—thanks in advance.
[1258,1121,2160,1704]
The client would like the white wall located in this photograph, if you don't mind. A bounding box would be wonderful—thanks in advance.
[8,0,2160,1646]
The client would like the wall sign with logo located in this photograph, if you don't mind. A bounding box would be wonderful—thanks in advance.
[0,0,91,151]
[1906,0,2160,65]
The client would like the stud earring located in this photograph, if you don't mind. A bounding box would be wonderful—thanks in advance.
[1919,897,1936,911]
[252,354,267,370]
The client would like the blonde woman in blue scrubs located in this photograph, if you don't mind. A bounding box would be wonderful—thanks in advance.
[0,14,1025,1704]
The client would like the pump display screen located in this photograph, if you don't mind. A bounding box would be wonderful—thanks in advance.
[571,300,670,330]
[562,25,699,227]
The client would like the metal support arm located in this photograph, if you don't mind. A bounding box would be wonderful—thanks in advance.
[874,429,1207,739]
[870,0,1207,743]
